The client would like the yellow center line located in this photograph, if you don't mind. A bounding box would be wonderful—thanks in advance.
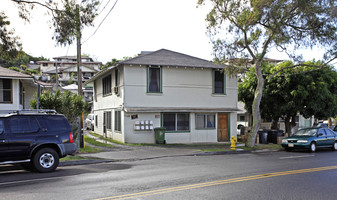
[94,165,337,200]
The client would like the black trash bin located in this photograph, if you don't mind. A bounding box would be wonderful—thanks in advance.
[258,130,268,144]
[271,130,278,144]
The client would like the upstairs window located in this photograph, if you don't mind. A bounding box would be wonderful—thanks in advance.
[213,70,226,94]
[147,66,162,93]
[0,79,12,103]
[102,75,112,96]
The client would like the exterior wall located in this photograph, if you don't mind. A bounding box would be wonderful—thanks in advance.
[92,65,238,144]
[23,81,36,109]
[92,68,125,142]
[122,112,237,144]
[123,65,237,108]
[0,79,36,110]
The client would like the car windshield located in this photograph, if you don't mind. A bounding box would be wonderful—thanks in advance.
[294,129,318,136]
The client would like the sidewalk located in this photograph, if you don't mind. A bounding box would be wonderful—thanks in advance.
[60,131,280,166]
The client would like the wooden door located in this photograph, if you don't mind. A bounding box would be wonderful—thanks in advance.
[218,113,229,141]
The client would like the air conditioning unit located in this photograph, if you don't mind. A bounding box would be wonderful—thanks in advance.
[114,86,119,96]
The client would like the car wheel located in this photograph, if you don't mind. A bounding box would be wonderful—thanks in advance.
[310,142,316,152]
[332,142,337,151]
[32,148,59,173]
[91,125,94,131]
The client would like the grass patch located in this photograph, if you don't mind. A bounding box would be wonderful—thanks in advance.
[60,155,88,162]
[79,145,102,153]
[84,135,115,148]
[89,132,142,146]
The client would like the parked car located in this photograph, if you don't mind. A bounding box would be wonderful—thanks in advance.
[0,110,76,172]
[85,114,95,131]
[281,127,337,152]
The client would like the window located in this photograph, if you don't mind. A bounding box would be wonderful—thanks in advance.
[163,113,190,132]
[239,116,245,122]
[104,111,112,130]
[147,66,161,93]
[213,70,226,94]
[42,116,69,131]
[19,81,23,105]
[0,79,12,103]
[9,117,39,134]
[196,114,215,129]
[95,115,98,127]
[102,75,112,95]
[93,81,97,102]
[115,68,119,86]
[0,120,3,134]
[115,110,121,131]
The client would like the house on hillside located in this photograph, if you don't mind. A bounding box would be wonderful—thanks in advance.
[0,66,37,110]
[85,49,239,144]
[37,55,101,85]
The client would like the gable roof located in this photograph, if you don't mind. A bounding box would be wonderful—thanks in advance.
[120,49,223,69]
[0,66,33,79]
[84,49,224,85]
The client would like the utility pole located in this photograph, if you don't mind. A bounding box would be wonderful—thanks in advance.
[76,4,83,97]
[76,4,84,148]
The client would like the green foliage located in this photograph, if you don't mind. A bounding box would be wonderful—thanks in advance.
[0,11,22,62]
[239,61,337,121]
[52,0,99,46]
[30,90,90,124]
[101,56,133,70]
[198,0,337,65]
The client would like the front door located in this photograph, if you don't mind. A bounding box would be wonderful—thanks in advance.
[218,113,229,142]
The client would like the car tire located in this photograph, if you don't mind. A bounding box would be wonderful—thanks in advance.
[332,142,337,151]
[91,125,94,131]
[32,148,59,173]
[310,142,316,152]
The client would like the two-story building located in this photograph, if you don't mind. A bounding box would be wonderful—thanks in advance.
[85,49,239,144]
[37,55,102,85]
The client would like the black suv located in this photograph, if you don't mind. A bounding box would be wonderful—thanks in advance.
[0,110,76,172]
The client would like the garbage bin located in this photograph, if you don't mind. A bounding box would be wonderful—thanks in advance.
[154,127,166,144]
[258,130,268,144]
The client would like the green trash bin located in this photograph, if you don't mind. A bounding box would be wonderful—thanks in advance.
[154,127,166,144]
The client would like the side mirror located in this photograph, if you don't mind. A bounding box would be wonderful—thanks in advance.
[318,133,323,137]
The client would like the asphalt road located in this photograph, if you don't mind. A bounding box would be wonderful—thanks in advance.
[1,150,337,200]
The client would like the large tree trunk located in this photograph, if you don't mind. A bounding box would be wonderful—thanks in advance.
[284,115,297,136]
[246,62,264,147]
[271,116,279,130]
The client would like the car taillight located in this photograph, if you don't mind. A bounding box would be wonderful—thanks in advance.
[69,132,73,143]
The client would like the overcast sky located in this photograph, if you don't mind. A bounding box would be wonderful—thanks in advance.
[2,0,331,65]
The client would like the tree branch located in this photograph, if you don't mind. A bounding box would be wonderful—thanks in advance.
[10,0,61,12]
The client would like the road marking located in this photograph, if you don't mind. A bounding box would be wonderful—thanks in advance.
[94,165,337,200]
[279,155,315,159]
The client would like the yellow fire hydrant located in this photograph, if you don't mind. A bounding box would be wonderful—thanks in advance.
[230,136,237,150]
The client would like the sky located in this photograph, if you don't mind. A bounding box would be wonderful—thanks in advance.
[1,0,331,65]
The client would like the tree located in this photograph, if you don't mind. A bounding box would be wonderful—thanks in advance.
[30,90,90,124]
[198,0,337,147]
[239,60,337,135]
[0,12,22,62]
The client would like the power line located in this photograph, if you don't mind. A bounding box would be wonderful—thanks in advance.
[82,0,118,44]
